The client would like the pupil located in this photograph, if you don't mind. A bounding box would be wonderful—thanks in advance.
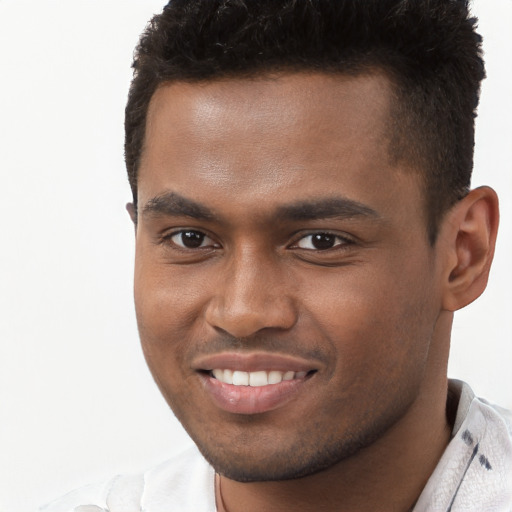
[312,234,335,250]
[182,231,204,248]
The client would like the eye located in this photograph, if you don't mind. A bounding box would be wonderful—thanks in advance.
[169,230,218,249]
[295,233,350,250]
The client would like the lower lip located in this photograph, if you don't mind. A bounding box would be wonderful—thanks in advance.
[201,374,309,415]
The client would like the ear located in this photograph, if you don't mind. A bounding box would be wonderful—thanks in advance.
[440,186,499,311]
[126,202,137,233]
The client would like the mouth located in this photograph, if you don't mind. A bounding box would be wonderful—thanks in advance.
[193,353,319,414]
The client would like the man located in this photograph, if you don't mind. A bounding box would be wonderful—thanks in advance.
[42,0,511,511]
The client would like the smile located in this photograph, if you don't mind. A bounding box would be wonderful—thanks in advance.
[192,352,321,414]
[211,369,308,386]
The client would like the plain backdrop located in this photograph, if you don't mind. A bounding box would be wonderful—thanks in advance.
[0,1,510,511]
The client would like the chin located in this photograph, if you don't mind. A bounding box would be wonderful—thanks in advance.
[192,425,386,483]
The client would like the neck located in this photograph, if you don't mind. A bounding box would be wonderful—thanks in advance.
[216,313,454,512]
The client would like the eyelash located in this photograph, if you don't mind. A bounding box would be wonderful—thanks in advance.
[290,232,354,251]
[160,230,219,250]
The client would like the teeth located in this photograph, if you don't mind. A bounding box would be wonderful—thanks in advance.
[212,369,233,384]
[268,370,284,385]
[249,371,268,387]
[224,369,234,384]
[232,370,249,386]
[211,369,308,386]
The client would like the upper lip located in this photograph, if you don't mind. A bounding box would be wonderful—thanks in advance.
[192,352,320,373]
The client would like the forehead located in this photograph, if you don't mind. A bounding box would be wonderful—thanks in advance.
[145,71,392,135]
[138,72,420,223]
[144,72,392,147]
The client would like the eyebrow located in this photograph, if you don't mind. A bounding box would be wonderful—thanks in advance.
[140,191,380,223]
[276,198,380,222]
[141,192,216,221]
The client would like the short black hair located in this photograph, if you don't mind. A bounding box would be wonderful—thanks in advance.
[125,0,485,243]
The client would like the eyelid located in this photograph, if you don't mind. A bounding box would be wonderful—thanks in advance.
[289,231,355,250]
[161,228,220,249]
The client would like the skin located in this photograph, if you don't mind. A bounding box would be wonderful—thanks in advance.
[130,72,499,511]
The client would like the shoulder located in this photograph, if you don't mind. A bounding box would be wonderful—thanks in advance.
[39,445,216,512]
[450,379,512,442]
[477,397,512,438]
[448,390,512,511]
[414,381,512,512]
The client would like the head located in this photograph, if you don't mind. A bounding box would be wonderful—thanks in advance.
[125,0,498,483]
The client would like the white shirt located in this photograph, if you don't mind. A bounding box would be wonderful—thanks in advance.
[40,381,512,512]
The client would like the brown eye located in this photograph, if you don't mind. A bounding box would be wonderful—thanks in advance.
[170,230,214,249]
[296,233,347,250]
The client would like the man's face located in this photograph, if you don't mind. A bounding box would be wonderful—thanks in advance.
[134,73,443,481]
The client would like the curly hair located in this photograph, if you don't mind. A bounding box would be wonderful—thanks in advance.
[125,0,485,242]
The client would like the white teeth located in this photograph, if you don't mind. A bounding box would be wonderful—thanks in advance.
[213,368,233,384]
[212,369,224,381]
[224,369,234,384]
[232,370,249,386]
[268,370,284,385]
[249,371,268,387]
[211,369,309,386]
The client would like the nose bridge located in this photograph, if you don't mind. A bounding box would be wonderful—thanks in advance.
[205,243,297,337]
[234,247,284,313]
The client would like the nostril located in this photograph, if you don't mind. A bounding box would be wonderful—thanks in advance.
[204,295,298,339]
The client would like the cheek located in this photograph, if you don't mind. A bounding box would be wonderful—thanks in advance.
[299,260,436,375]
[134,247,207,332]
[133,255,198,374]
[134,269,200,409]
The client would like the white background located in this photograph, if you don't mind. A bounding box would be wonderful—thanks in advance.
[0,1,510,511]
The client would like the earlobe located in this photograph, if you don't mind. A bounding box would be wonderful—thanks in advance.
[441,186,499,312]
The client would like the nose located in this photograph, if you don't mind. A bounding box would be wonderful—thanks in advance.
[204,249,298,338]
